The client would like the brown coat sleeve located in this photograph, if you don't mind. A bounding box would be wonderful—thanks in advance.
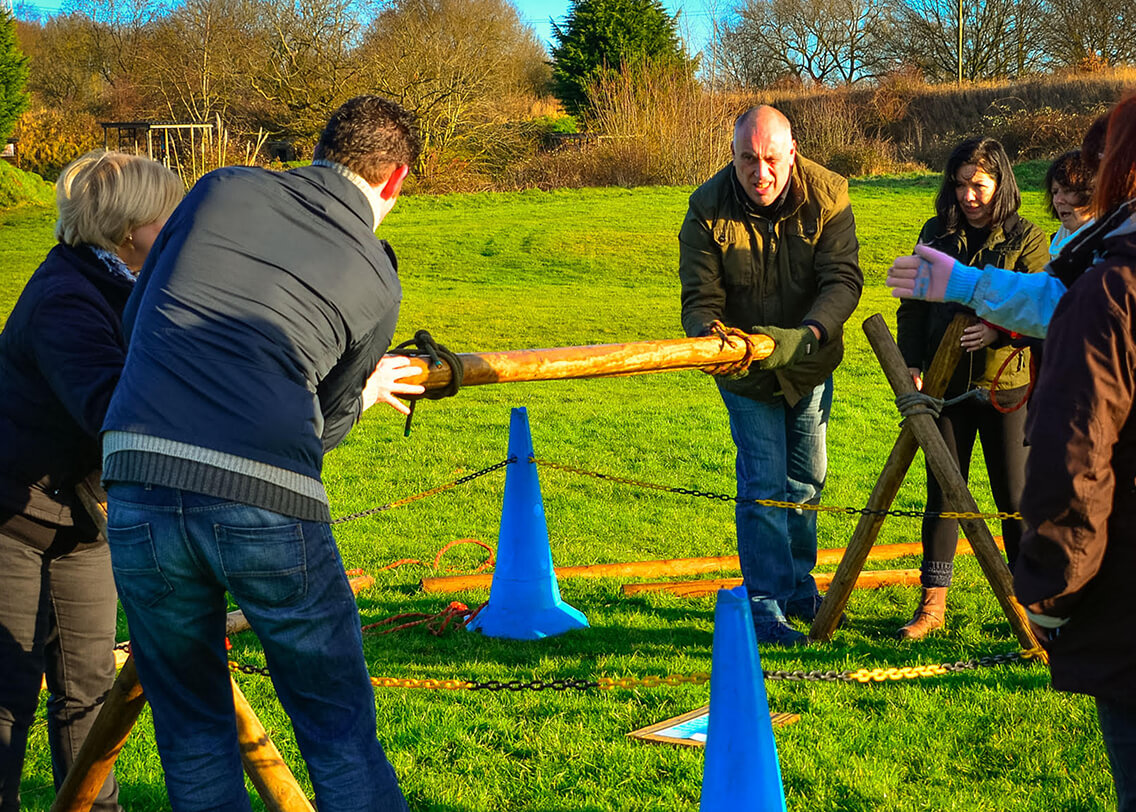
[1015,256,1136,618]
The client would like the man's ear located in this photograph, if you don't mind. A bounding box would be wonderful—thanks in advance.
[379,164,410,201]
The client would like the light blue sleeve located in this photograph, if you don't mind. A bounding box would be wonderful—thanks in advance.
[943,263,1066,338]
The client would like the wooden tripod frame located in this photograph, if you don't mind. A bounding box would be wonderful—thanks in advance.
[809,314,1043,658]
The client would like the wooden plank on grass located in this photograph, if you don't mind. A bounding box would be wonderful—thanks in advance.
[621,568,922,598]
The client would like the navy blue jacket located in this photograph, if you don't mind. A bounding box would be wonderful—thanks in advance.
[0,244,133,524]
[102,165,401,488]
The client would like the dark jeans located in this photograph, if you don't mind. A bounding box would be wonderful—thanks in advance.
[0,526,120,812]
[920,391,1027,587]
[1098,699,1136,812]
[719,379,832,622]
[106,483,407,812]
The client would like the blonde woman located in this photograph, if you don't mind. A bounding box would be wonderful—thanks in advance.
[0,150,181,811]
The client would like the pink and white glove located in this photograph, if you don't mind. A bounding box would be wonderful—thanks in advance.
[887,244,960,302]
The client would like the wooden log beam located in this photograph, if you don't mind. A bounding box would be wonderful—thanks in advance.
[622,568,922,598]
[50,658,147,812]
[419,538,1002,594]
[233,678,316,812]
[401,332,775,390]
[811,313,972,642]
[859,314,1043,658]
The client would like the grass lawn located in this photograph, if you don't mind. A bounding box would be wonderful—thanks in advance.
[3,168,1113,811]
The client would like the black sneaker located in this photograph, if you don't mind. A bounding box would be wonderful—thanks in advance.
[753,619,809,647]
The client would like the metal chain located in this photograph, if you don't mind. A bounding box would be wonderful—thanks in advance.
[227,650,1040,691]
[331,457,515,525]
[530,457,1022,522]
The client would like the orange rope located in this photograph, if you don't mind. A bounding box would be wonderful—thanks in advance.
[362,600,487,636]
[377,538,495,573]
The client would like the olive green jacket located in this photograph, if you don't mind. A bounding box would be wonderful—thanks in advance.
[896,213,1050,397]
[678,156,863,405]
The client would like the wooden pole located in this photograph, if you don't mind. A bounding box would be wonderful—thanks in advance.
[232,678,316,812]
[859,314,1043,657]
[810,314,972,641]
[420,538,1001,594]
[622,568,922,598]
[50,657,148,812]
[401,332,774,391]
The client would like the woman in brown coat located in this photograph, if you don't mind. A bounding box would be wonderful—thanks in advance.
[1015,93,1136,811]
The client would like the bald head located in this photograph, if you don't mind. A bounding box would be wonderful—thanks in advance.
[732,105,796,208]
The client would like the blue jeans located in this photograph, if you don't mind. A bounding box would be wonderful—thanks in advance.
[719,379,832,623]
[106,484,406,812]
[1098,698,1136,812]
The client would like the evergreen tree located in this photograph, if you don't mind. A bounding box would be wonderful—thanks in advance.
[0,10,29,145]
[550,0,690,117]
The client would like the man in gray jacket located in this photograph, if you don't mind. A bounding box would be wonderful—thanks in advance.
[679,106,862,645]
[102,96,423,811]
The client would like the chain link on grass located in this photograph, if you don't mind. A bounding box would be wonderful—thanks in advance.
[531,457,1022,522]
[227,649,1042,691]
[331,457,514,524]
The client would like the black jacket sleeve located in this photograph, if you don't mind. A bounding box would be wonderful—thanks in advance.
[31,289,126,439]
[318,303,399,451]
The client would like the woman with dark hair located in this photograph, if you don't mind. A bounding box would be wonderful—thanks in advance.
[0,150,182,810]
[1044,150,1095,259]
[1014,91,1136,811]
[894,136,1049,639]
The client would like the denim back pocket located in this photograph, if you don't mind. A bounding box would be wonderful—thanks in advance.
[215,523,307,607]
[107,523,174,607]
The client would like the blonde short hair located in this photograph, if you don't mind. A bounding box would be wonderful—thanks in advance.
[55,150,183,251]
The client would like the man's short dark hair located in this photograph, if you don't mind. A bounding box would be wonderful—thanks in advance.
[935,136,1020,232]
[1044,150,1094,217]
[313,95,422,185]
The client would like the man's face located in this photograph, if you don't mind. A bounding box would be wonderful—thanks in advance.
[732,121,796,208]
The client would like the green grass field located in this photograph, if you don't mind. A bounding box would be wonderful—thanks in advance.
[3,168,1113,811]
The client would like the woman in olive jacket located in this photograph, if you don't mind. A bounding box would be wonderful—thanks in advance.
[0,151,181,810]
[895,136,1049,639]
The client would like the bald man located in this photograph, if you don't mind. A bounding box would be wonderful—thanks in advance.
[678,105,863,646]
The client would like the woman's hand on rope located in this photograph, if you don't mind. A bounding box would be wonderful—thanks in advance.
[888,244,958,301]
[960,323,998,352]
[362,355,426,415]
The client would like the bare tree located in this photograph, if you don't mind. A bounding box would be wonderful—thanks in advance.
[1041,0,1135,68]
[716,0,897,88]
[891,0,1046,81]
[357,0,549,175]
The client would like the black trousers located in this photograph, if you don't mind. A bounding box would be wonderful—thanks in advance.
[919,391,1028,588]
[0,519,121,812]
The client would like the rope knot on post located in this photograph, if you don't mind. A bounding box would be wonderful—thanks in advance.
[895,389,991,426]
[390,329,465,434]
[703,320,760,379]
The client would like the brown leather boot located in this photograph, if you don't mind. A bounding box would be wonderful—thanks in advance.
[897,587,948,640]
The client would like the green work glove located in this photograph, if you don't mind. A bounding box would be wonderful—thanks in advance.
[751,325,820,370]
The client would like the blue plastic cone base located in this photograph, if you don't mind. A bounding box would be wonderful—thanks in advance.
[465,407,589,640]
[700,585,787,812]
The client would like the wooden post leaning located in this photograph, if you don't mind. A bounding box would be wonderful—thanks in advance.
[856,314,1043,657]
[53,474,317,812]
[401,332,775,390]
[810,313,972,641]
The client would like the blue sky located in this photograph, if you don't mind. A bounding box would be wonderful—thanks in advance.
[16,0,719,55]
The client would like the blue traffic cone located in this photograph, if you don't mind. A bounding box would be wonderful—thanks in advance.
[465,407,589,640]
[700,585,787,812]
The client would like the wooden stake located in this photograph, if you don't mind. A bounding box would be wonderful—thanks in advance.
[401,332,774,390]
[858,314,1042,658]
[233,678,316,812]
[811,314,971,641]
[622,568,922,598]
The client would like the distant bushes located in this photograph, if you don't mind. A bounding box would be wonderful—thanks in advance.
[0,159,54,208]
